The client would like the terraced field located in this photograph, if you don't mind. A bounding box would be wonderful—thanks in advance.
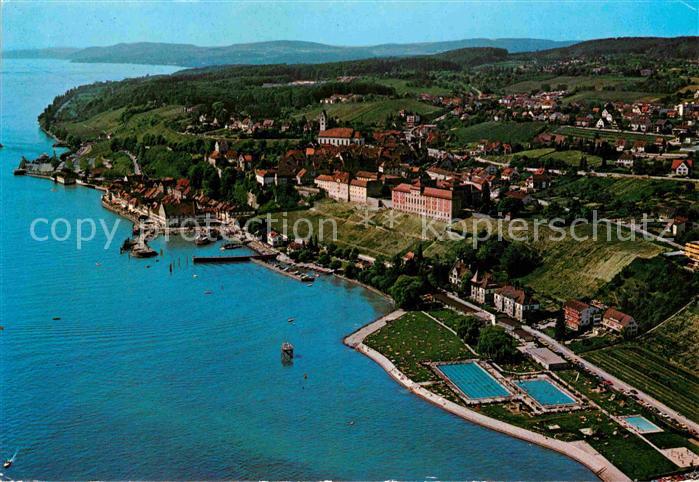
[451,121,546,145]
[584,346,699,423]
[504,75,644,94]
[299,98,442,125]
[642,303,699,372]
[555,125,672,142]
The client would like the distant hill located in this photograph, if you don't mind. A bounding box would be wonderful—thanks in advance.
[519,36,699,60]
[6,38,573,67]
[434,47,508,66]
[4,47,80,59]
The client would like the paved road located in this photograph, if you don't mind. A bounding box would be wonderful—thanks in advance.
[522,326,699,435]
[122,150,141,175]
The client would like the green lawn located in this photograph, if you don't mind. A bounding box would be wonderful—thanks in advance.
[493,148,603,168]
[451,121,546,145]
[364,311,471,383]
[562,90,661,104]
[584,345,699,423]
[365,77,452,96]
[298,98,441,125]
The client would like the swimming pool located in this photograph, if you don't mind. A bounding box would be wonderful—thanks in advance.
[437,362,510,400]
[516,378,576,406]
[621,415,663,433]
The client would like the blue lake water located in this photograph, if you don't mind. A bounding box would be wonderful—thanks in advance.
[437,362,510,400]
[516,379,577,406]
[0,58,595,480]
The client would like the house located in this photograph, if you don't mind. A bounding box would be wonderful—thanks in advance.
[449,260,470,288]
[504,190,534,206]
[349,178,382,204]
[616,151,635,168]
[602,307,638,336]
[470,270,498,304]
[317,127,365,146]
[668,216,689,236]
[155,200,197,227]
[314,172,351,202]
[671,159,693,177]
[255,169,276,186]
[266,230,287,247]
[493,285,539,321]
[684,241,699,271]
[295,168,314,185]
[525,173,551,191]
[563,300,601,331]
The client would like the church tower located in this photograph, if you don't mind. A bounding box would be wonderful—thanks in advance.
[319,110,327,132]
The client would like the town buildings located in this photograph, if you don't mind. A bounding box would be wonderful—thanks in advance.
[493,285,539,321]
[469,271,498,304]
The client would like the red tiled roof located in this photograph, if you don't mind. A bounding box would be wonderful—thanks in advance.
[497,285,531,304]
[672,159,692,170]
[604,307,635,327]
[319,127,355,139]
[564,299,590,313]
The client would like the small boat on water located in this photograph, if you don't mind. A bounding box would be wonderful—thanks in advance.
[194,234,212,246]
[220,242,242,251]
[131,245,157,258]
[4,450,18,469]
[287,317,295,323]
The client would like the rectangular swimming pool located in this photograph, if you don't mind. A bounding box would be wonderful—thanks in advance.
[436,362,510,400]
[516,378,576,406]
[621,415,663,433]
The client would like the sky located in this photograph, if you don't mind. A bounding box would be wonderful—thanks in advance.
[2,0,698,51]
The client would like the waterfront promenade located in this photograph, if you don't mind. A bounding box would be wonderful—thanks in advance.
[344,311,630,482]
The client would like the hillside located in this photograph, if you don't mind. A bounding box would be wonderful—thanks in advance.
[8,38,572,67]
[520,36,699,60]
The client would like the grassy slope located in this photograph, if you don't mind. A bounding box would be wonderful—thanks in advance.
[555,125,673,142]
[504,75,644,93]
[451,121,546,144]
[640,303,699,372]
[521,224,663,302]
[298,98,441,125]
[490,148,603,168]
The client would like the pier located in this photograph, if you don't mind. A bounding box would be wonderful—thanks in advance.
[192,253,278,264]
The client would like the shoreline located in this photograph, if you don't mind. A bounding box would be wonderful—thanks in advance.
[343,311,630,482]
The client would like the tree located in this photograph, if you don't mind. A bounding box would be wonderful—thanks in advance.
[389,275,425,309]
[554,315,566,341]
[456,316,481,345]
[477,326,519,362]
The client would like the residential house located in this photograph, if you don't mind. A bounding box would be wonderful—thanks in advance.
[449,260,470,289]
[470,270,498,304]
[255,169,276,186]
[314,172,351,202]
[563,300,601,331]
[671,159,693,177]
[317,127,365,146]
[602,307,638,336]
[493,285,539,322]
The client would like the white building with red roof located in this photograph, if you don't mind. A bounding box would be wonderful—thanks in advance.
[602,308,638,335]
[317,127,365,147]
[563,299,601,331]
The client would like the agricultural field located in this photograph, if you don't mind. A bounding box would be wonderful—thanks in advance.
[640,303,699,372]
[490,148,603,168]
[503,75,644,94]
[57,105,196,145]
[364,77,452,96]
[519,224,663,302]
[562,90,661,104]
[298,98,442,125]
[450,121,546,145]
[584,345,699,423]
[554,125,673,142]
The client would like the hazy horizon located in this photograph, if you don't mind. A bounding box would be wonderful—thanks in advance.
[2,0,697,51]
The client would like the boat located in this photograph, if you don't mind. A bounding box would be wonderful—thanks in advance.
[220,242,242,251]
[131,245,157,258]
[4,450,18,469]
[194,234,212,246]
[12,168,26,176]
[287,317,295,323]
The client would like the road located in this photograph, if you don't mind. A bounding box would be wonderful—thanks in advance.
[122,150,141,175]
[522,326,699,435]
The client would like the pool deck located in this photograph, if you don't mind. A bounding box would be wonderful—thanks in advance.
[344,310,630,482]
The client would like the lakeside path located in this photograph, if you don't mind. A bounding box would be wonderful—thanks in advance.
[344,310,630,482]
